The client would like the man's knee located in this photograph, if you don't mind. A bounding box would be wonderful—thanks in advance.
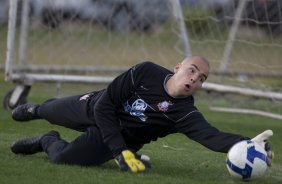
[49,153,65,164]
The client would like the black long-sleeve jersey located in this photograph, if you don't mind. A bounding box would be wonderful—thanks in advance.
[92,61,247,156]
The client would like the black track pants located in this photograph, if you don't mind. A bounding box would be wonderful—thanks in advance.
[38,94,95,132]
[41,126,113,166]
[38,94,113,166]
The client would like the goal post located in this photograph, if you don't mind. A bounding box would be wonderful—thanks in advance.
[219,0,248,73]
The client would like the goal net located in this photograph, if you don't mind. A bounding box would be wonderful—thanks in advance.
[5,0,282,119]
[6,0,190,80]
[5,0,192,107]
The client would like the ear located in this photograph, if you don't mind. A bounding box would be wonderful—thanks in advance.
[173,63,181,73]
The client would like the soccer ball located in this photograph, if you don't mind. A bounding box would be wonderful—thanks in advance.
[226,140,268,180]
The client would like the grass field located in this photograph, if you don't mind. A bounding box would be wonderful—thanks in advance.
[0,77,281,184]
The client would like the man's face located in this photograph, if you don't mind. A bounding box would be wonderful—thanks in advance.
[170,58,209,97]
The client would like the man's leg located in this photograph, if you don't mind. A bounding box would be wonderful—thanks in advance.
[12,94,95,132]
[43,126,113,166]
[11,130,60,155]
[11,126,113,166]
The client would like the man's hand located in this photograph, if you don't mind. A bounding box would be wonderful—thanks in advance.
[251,130,274,166]
[115,150,150,173]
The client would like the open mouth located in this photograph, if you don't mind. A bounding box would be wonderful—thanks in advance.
[185,84,191,90]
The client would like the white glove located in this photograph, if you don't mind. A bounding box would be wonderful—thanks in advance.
[251,129,274,166]
[140,154,150,162]
[137,154,151,168]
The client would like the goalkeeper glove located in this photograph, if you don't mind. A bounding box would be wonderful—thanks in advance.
[251,129,274,166]
[115,150,151,173]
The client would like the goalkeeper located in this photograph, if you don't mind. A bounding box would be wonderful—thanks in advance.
[10,56,273,173]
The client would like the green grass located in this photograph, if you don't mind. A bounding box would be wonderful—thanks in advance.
[0,79,282,184]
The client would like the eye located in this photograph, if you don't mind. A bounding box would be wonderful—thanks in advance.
[200,76,206,83]
[189,68,195,74]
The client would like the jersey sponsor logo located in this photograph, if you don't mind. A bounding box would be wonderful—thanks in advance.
[124,99,148,122]
[79,94,91,101]
[157,101,173,112]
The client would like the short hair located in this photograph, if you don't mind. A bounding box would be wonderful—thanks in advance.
[182,55,210,69]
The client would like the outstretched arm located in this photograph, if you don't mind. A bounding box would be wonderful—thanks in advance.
[175,111,248,153]
[176,112,274,166]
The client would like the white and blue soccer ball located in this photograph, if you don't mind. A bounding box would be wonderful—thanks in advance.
[226,140,268,180]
